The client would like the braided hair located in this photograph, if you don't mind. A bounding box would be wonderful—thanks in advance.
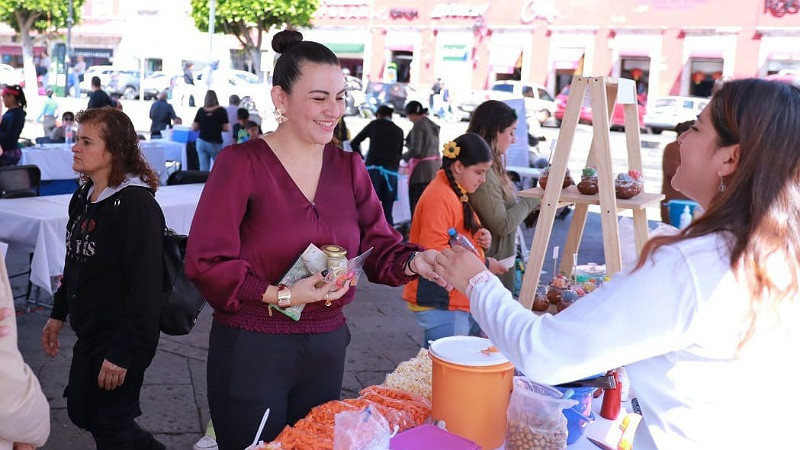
[441,133,493,234]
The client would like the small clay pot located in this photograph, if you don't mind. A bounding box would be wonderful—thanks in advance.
[533,297,550,312]
[577,176,599,195]
[547,286,564,304]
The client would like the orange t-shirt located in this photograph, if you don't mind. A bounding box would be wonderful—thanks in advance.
[402,170,485,312]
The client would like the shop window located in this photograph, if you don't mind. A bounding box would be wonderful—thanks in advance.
[555,69,574,96]
[391,51,412,84]
[766,58,800,76]
[688,58,723,98]
[620,57,650,103]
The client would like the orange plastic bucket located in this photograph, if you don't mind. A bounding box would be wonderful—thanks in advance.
[429,336,515,449]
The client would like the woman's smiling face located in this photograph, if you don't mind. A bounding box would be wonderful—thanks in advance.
[275,62,346,145]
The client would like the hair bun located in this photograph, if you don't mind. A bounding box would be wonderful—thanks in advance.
[272,29,304,54]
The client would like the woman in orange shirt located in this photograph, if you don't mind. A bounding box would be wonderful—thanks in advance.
[403,133,507,346]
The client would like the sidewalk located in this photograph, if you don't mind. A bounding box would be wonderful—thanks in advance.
[9,212,611,449]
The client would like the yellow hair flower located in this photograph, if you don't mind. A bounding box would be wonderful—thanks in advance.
[442,141,461,159]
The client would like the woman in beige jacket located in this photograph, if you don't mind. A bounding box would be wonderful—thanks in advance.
[0,257,50,450]
[467,100,539,292]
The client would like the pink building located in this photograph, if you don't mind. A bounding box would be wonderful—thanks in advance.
[309,0,800,100]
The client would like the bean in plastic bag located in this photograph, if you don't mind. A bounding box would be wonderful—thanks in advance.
[506,377,576,450]
[333,406,391,450]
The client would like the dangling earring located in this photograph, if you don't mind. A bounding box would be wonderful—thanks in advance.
[273,107,287,124]
[718,174,726,192]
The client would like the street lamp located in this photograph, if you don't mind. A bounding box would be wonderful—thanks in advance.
[65,0,74,97]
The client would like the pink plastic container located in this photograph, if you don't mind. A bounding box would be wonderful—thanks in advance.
[390,424,480,450]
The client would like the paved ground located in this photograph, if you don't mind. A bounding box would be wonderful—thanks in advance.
[7,208,625,449]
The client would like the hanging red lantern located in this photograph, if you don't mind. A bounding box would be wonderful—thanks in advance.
[630,68,644,80]
[712,71,723,80]
[692,71,706,84]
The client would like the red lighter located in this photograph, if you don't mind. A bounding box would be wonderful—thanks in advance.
[600,369,621,420]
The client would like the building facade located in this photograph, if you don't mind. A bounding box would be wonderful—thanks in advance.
[309,0,800,100]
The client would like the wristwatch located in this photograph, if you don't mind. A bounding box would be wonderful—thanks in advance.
[277,284,292,308]
[465,271,492,297]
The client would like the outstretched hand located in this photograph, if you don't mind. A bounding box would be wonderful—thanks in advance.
[410,249,453,291]
[433,245,488,294]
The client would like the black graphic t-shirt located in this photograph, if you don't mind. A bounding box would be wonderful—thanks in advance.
[51,184,165,368]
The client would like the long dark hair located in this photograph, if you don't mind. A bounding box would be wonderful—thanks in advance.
[441,133,493,234]
[75,107,159,190]
[272,29,340,94]
[636,78,800,347]
[467,100,517,196]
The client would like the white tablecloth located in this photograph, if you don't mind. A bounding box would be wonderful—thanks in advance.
[20,140,186,185]
[0,183,204,295]
[392,173,411,225]
[147,139,187,170]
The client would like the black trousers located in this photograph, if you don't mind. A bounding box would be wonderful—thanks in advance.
[408,182,429,222]
[368,169,398,225]
[207,322,351,450]
[65,339,164,450]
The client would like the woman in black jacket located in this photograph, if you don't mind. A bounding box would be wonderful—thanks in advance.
[41,107,166,450]
[0,84,27,166]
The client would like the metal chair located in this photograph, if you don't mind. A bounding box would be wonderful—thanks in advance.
[0,165,41,198]
[167,170,210,185]
[0,165,42,306]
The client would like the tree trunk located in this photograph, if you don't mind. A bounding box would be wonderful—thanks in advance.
[17,13,41,99]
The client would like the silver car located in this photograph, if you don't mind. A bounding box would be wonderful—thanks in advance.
[644,96,708,134]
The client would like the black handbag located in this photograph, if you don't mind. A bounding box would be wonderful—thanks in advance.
[160,228,207,335]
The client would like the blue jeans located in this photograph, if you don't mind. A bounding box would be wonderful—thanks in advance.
[414,309,481,348]
[196,138,223,171]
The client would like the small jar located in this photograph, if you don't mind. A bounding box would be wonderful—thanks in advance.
[322,245,348,280]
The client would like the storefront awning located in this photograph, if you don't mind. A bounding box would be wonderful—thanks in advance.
[324,43,365,56]
[489,46,522,74]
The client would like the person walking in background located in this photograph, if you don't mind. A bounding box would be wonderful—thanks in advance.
[223,95,241,146]
[49,111,76,143]
[191,90,230,171]
[350,104,404,225]
[431,79,800,449]
[403,133,506,346]
[661,120,696,224]
[149,91,179,139]
[402,100,441,219]
[429,77,441,111]
[1,259,51,450]
[37,87,58,137]
[41,107,166,450]
[246,120,261,141]
[467,100,540,292]
[184,29,444,449]
[87,76,113,109]
[0,84,27,167]
[70,55,86,98]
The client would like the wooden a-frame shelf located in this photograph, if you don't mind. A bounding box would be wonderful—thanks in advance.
[517,76,664,309]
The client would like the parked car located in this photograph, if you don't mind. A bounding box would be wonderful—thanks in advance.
[80,65,116,94]
[108,70,143,100]
[141,71,181,99]
[359,81,426,117]
[455,81,557,124]
[553,85,647,131]
[643,96,708,134]
[171,68,272,121]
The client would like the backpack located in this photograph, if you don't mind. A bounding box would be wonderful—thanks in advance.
[74,184,207,335]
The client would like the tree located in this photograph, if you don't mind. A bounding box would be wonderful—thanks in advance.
[189,0,318,79]
[0,0,84,97]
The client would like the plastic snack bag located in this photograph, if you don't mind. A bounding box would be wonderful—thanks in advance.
[325,247,373,288]
[506,377,576,450]
[333,406,391,450]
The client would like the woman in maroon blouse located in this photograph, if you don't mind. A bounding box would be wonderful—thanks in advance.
[185,30,443,449]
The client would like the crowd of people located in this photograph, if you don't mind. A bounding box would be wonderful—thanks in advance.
[3,31,800,450]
